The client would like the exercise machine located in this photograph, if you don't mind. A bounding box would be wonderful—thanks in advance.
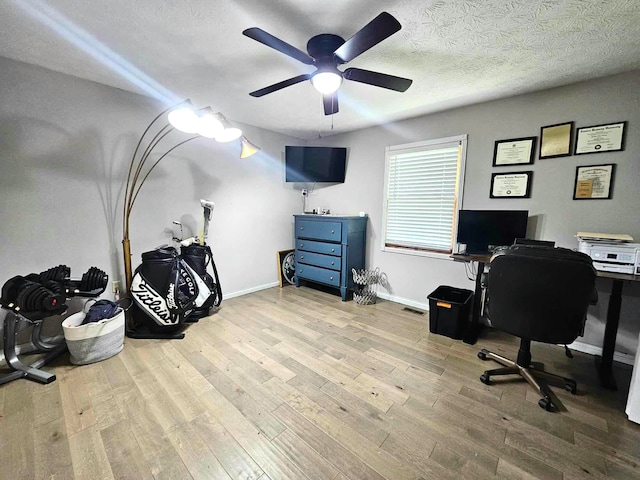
[0,266,107,385]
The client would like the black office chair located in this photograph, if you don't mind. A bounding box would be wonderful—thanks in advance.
[513,238,556,248]
[477,245,596,411]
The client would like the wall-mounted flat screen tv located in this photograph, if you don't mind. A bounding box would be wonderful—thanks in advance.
[285,146,347,183]
[456,209,529,254]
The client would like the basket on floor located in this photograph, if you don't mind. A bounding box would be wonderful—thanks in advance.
[352,268,380,305]
[61,307,125,365]
[353,287,378,305]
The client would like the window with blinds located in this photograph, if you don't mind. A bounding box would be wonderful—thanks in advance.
[382,134,467,256]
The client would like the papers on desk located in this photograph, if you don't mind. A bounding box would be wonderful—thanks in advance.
[576,232,634,243]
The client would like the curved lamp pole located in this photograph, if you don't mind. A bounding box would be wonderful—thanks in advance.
[122,100,259,293]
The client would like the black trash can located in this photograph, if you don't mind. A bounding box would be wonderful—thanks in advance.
[427,286,473,339]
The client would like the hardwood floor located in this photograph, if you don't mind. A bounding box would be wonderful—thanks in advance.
[1,285,639,480]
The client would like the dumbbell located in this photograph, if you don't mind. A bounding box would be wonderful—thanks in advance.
[36,265,108,297]
[0,276,65,313]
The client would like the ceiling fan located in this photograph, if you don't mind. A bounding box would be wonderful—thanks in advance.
[242,12,413,115]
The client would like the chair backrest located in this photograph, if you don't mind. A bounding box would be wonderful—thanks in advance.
[487,245,596,345]
[513,238,556,247]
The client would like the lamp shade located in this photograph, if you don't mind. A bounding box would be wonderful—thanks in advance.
[197,107,224,138]
[168,101,200,133]
[214,114,242,142]
[240,136,260,158]
[311,71,342,94]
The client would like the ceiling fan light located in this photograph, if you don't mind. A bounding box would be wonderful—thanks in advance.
[198,107,224,138]
[168,101,200,133]
[311,71,342,94]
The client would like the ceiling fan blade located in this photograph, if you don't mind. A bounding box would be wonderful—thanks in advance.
[249,74,311,97]
[334,12,401,63]
[323,93,339,115]
[243,28,314,65]
[344,68,412,92]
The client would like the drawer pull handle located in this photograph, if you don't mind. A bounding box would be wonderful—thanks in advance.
[331,248,335,252]
[300,243,304,248]
[331,261,335,265]
[331,230,335,234]
[300,227,304,230]
[300,255,304,259]
[330,276,334,281]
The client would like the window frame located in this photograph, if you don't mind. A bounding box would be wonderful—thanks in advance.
[381,134,468,259]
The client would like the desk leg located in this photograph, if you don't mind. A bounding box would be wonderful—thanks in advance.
[599,279,623,390]
[463,261,485,345]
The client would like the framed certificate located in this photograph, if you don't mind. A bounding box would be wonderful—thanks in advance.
[493,137,536,166]
[490,171,532,198]
[540,121,573,159]
[575,121,626,155]
[573,164,615,200]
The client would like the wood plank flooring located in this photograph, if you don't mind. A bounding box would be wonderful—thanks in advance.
[1,285,639,480]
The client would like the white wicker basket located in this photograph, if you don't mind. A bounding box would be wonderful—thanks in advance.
[352,268,380,285]
[352,268,380,305]
[62,308,124,365]
[353,287,377,305]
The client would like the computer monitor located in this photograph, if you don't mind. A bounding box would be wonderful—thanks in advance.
[457,209,529,254]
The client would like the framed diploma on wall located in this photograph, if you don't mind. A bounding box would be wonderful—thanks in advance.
[575,121,626,155]
[490,171,532,198]
[493,137,536,166]
[573,164,615,200]
[540,121,573,159]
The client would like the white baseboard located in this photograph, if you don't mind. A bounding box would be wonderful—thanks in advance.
[568,340,635,366]
[377,291,430,312]
[224,281,280,300]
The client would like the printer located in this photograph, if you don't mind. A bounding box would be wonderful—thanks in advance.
[577,232,640,275]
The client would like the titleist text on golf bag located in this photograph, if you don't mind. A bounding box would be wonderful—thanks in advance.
[129,247,200,331]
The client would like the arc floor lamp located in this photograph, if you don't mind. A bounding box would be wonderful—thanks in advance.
[122,100,260,293]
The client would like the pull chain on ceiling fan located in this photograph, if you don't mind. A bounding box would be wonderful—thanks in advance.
[242,12,413,115]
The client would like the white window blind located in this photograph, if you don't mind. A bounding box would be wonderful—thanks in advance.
[383,135,466,255]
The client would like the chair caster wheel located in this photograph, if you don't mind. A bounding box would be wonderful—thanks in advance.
[564,381,577,394]
[477,349,488,361]
[538,398,554,411]
[480,373,491,385]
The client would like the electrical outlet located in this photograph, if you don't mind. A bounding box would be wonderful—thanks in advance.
[112,280,120,293]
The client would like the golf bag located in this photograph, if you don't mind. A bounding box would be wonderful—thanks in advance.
[128,245,221,336]
[180,243,222,320]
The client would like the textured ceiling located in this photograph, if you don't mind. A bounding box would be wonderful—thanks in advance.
[1,0,639,140]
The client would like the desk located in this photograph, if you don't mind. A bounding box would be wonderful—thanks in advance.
[451,253,638,390]
[596,270,640,390]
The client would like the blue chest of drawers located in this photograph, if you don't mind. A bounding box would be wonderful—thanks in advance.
[294,215,367,301]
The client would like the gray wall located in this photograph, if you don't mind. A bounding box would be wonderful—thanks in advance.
[308,71,640,358]
[1,54,638,360]
[0,56,301,318]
